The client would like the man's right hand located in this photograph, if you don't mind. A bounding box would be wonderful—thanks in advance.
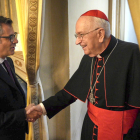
[25,104,43,122]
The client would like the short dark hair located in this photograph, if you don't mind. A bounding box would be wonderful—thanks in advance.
[0,16,13,35]
[0,16,13,25]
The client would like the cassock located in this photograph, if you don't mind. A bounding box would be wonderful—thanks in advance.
[43,35,140,140]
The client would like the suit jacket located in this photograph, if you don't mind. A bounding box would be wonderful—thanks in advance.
[0,57,28,140]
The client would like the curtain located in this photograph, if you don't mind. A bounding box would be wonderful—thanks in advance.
[128,0,140,46]
[15,0,49,140]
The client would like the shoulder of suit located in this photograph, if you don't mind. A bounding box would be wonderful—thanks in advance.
[7,57,13,63]
[7,57,12,61]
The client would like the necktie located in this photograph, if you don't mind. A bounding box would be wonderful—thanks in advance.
[3,60,15,83]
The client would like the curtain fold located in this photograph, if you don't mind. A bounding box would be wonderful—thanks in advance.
[128,0,140,46]
[15,0,49,140]
[15,0,28,59]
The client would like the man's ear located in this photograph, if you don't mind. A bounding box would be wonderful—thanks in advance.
[98,28,105,43]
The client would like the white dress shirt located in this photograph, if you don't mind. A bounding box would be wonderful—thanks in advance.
[39,103,47,115]
[0,57,7,72]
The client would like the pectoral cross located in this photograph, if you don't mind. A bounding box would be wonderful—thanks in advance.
[89,89,95,104]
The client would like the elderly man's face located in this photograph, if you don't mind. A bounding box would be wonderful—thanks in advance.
[75,16,99,57]
[0,24,18,59]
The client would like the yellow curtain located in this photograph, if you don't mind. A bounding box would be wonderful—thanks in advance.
[15,0,28,60]
[15,0,48,140]
[15,1,31,139]
[128,0,140,46]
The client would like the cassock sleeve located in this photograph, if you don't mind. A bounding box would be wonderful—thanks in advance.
[42,90,76,119]
[42,55,92,118]
[127,45,140,107]
[124,45,140,139]
[64,55,91,102]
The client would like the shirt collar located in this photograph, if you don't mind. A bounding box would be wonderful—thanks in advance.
[0,57,7,64]
[96,54,102,58]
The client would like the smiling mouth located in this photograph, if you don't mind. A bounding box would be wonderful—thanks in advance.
[81,46,86,49]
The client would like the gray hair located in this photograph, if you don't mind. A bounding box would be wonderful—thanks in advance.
[93,17,111,38]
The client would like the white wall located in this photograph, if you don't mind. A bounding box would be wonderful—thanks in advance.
[68,1,109,139]
[124,0,138,44]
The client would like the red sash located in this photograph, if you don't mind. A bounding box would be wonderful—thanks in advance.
[88,102,139,140]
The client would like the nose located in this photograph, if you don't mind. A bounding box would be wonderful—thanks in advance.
[75,37,82,45]
[13,37,18,44]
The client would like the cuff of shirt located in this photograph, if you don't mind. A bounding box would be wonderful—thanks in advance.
[39,103,47,115]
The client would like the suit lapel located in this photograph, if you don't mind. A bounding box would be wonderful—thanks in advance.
[0,64,26,105]
[0,64,18,90]
[10,64,25,93]
[8,62,26,104]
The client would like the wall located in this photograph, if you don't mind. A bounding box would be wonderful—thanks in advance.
[68,0,108,139]
[124,0,138,44]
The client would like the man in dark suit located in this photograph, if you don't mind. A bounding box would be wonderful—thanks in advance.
[0,16,42,140]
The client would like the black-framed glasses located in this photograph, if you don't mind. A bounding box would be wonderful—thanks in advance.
[74,28,100,40]
[0,32,17,42]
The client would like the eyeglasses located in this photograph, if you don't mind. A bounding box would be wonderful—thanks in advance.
[0,32,17,42]
[75,28,100,40]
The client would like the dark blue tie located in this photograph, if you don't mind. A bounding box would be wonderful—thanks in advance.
[3,60,15,83]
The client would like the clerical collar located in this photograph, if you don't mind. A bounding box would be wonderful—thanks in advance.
[96,54,102,58]
[97,35,117,58]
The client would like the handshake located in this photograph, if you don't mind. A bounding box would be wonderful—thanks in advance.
[25,104,43,122]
